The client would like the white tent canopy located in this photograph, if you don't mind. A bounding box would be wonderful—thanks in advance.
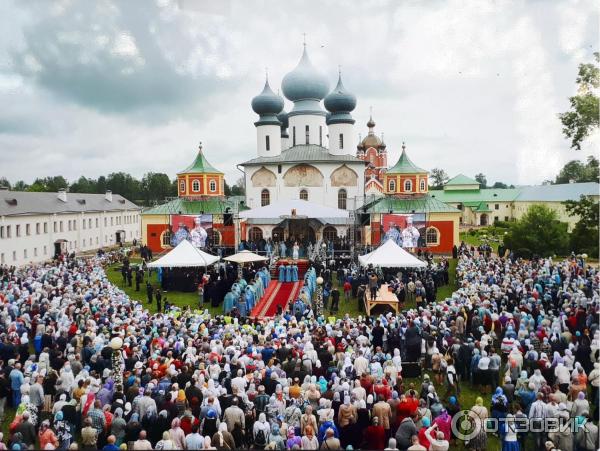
[147,239,219,268]
[358,239,427,268]
[239,199,350,220]
[223,250,268,264]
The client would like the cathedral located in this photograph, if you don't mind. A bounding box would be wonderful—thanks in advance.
[241,45,365,211]
[141,44,462,255]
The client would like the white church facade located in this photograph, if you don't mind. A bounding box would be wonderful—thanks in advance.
[241,45,365,211]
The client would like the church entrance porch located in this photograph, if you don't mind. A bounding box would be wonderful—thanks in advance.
[286,218,316,245]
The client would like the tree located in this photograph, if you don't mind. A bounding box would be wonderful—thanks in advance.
[559,52,599,150]
[106,172,141,202]
[475,173,487,188]
[564,195,599,256]
[69,176,98,193]
[554,156,599,184]
[230,176,245,196]
[503,204,569,258]
[140,172,173,205]
[491,182,507,189]
[0,177,10,189]
[27,176,68,192]
[429,168,449,189]
[96,176,107,194]
[13,180,29,191]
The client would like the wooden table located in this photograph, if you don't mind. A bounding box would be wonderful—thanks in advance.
[365,284,399,315]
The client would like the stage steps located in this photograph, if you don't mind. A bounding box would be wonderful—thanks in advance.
[271,259,310,280]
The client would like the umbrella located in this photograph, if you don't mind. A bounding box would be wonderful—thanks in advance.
[224,250,268,263]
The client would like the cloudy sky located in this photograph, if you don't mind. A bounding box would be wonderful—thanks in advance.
[0,0,598,187]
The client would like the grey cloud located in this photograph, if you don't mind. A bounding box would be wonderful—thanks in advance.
[10,0,236,120]
[0,0,597,186]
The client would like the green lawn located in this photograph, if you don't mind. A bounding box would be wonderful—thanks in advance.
[105,262,222,316]
[459,225,510,252]
[106,257,459,320]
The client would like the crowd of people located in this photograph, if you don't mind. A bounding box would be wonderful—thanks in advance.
[0,241,596,450]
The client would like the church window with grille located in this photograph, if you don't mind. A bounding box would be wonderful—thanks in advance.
[261,189,270,206]
[338,189,347,210]
[426,227,439,245]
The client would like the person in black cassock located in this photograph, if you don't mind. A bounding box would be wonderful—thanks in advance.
[146,282,153,304]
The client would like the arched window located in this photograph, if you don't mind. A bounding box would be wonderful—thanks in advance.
[161,229,172,247]
[207,228,221,245]
[420,179,426,191]
[323,226,337,242]
[248,227,263,242]
[338,189,347,210]
[261,189,270,206]
[209,180,217,192]
[179,180,185,193]
[404,180,412,192]
[388,179,396,192]
[192,180,200,192]
[299,189,308,201]
[425,227,439,245]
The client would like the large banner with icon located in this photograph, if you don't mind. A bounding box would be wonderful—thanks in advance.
[170,214,213,248]
[382,213,427,248]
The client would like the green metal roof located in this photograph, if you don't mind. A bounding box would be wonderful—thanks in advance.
[515,182,599,201]
[445,174,479,186]
[473,202,491,212]
[241,144,364,166]
[386,148,427,174]
[429,188,521,203]
[178,150,223,175]
[363,195,460,214]
[142,197,245,215]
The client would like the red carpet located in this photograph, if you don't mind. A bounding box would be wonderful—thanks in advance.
[251,281,279,317]
[252,281,302,317]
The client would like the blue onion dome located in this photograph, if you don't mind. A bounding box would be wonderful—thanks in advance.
[277,109,289,129]
[324,74,356,113]
[252,79,284,115]
[282,47,330,101]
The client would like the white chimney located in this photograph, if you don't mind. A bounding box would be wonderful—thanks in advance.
[105,190,113,202]
[57,189,67,202]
